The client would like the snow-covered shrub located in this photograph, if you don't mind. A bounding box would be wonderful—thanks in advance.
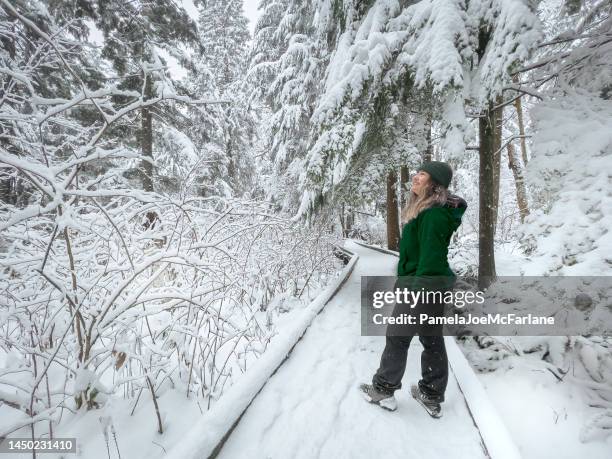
[0,7,340,441]
[0,189,339,434]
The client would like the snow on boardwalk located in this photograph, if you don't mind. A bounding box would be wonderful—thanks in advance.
[216,240,488,459]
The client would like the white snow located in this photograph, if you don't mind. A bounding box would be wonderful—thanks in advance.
[521,92,612,275]
[446,338,521,459]
[166,248,359,459]
[471,352,612,459]
[191,241,493,459]
[459,245,612,459]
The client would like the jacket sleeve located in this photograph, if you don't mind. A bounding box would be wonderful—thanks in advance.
[415,209,451,278]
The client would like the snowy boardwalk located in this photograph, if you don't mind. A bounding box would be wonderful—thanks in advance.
[216,241,489,459]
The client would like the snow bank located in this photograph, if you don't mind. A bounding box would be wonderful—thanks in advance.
[446,338,522,459]
[522,92,612,275]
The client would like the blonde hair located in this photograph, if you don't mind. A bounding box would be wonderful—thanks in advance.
[401,181,449,224]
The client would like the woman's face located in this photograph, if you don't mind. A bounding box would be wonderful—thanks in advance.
[411,170,432,196]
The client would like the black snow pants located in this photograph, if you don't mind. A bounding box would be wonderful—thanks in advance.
[371,282,449,402]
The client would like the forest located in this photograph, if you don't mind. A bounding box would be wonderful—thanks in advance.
[1,0,611,458]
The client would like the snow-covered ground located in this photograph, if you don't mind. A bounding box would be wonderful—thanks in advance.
[4,240,489,459]
[460,244,612,459]
[469,353,612,459]
[4,241,609,459]
[213,241,489,459]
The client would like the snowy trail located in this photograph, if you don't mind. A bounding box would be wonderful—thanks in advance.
[216,240,488,459]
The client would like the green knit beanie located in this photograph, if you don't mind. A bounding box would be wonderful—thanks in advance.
[418,161,453,188]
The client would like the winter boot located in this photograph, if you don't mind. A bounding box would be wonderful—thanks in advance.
[410,384,442,418]
[359,384,398,411]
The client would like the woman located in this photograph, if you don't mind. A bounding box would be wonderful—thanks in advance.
[360,161,467,418]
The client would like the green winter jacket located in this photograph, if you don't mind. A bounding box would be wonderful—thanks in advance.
[397,195,467,290]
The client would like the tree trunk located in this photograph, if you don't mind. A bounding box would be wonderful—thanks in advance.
[491,99,502,233]
[0,169,13,204]
[340,203,354,238]
[386,170,400,251]
[507,142,530,223]
[346,208,354,237]
[400,165,409,209]
[141,72,158,229]
[424,114,433,162]
[479,99,498,289]
[141,73,154,193]
[0,28,17,204]
[512,76,529,166]
[225,108,235,184]
[477,26,497,289]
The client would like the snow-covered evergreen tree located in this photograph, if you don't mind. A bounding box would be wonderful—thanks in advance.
[189,0,255,198]
[200,0,251,91]
[86,0,199,193]
[249,0,337,211]
[249,1,534,218]
[0,0,106,204]
[296,0,540,219]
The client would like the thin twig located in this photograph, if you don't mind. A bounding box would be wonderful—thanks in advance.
[146,376,163,434]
